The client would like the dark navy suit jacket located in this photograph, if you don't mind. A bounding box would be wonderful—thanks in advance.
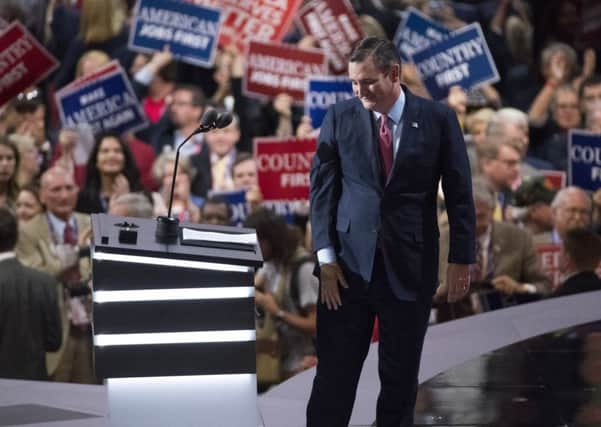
[310,88,476,298]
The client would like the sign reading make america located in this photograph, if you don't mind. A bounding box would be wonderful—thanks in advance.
[568,129,601,192]
[297,0,364,75]
[129,0,222,67]
[305,76,353,128]
[56,66,147,136]
[255,137,317,201]
[0,22,58,108]
[244,41,327,103]
[194,0,302,52]
[409,22,499,100]
[393,7,450,62]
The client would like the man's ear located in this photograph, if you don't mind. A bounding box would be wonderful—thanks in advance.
[390,64,401,83]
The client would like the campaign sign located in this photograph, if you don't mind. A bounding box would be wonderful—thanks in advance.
[540,170,567,190]
[297,0,364,75]
[409,22,499,100]
[568,130,601,191]
[129,0,221,67]
[305,76,353,128]
[537,243,562,291]
[244,41,327,103]
[393,7,449,62]
[194,0,302,52]
[255,137,317,201]
[56,68,147,136]
[209,189,247,226]
[60,61,121,94]
[0,22,58,108]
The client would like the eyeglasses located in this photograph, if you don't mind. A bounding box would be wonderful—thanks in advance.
[559,207,590,216]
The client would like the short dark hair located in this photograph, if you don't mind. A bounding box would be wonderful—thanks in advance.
[232,152,254,171]
[579,74,601,100]
[349,37,402,72]
[174,84,206,108]
[0,207,18,252]
[201,195,232,220]
[563,228,601,272]
[243,207,298,266]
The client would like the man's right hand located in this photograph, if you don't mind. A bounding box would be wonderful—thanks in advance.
[319,262,349,310]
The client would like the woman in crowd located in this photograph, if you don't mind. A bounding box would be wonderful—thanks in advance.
[245,208,318,385]
[0,137,19,210]
[15,186,43,223]
[76,132,141,214]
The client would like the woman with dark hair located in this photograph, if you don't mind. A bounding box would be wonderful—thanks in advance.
[0,137,20,211]
[245,208,318,387]
[76,132,141,214]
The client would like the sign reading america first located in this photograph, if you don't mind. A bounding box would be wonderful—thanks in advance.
[393,7,450,62]
[129,0,222,67]
[56,64,147,136]
[244,41,327,103]
[194,0,302,52]
[409,22,499,100]
[297,0,364,75]
[0,22,58,108]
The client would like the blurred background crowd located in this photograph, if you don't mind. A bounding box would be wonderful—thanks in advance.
[1,0,601,391]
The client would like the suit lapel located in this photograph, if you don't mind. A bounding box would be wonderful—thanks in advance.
[353,101,383,192]
[387,88,420,186]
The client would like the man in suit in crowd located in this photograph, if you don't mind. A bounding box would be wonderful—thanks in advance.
[16,166,94,383]
[0,207,62,380]
[553,228,601,297]
[308,37,476,427]
[437,179,549,319]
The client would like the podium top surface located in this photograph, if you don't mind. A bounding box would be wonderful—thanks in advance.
[91,214,263,268]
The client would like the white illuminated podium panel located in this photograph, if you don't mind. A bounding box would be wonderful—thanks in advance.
[90,214,262,427]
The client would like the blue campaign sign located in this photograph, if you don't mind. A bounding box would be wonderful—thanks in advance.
[209,189,247,226]
[305,76,354,128]
[57,69,147,136]
[393,7,450,62]
[409,22,499,100]
[129,0,221,67]
[568,130,601,192]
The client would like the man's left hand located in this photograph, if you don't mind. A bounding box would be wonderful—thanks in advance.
[445,263,471,302]
[492,275,526,295]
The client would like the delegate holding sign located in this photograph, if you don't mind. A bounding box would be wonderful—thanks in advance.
[568,129,601,191]
[129,0,221,67]
[56,67,147,136]
[409,22,499,100]
[305,76,353,128]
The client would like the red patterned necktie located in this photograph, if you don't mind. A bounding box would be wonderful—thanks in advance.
[378,114,393,178]
[63,222,81,284]
[63,222,77,245]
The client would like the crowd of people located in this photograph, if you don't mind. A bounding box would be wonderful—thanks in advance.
[1,0,601,392]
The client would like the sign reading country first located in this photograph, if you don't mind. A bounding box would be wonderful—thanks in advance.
[56,64,147,136]
[129,0,221,67]
[568,130,601,192]
[409,22,499,100]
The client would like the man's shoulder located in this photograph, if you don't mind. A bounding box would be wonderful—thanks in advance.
[330,97,361,115]
[0,258,55,285]
[493,221,534,244]
[406,89,451,118]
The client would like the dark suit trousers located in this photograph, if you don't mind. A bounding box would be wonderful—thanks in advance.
[307,251,432,427]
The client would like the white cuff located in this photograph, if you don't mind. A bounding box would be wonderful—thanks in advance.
[316,247,336,265]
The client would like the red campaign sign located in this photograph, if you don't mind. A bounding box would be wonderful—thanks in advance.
[255,137,317,201]
[193,0,302,51]
[540,170,567,190]
[537,243,562,291]
[0,22,58,108]
[297,0,365,75]
[244,40,327,103]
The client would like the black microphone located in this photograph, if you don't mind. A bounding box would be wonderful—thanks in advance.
[155,108,220,243]
[214,112,233,129]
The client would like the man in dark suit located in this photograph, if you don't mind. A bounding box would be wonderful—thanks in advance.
[0,207,61,380]
[553,228,601,297]
[307,37,476,427]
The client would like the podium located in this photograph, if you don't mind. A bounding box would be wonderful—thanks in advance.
[90,214,263,427]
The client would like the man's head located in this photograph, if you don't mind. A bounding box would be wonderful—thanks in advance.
[40,167,78,221]
[551,186,591,238]
[487,108,529,156]
[580,75,601,115]
[200,196,231,226]
[232,152,258,190]
[348,37,402,114]
[560,228,601,275]
[514,177,556,233]
[205,114,240,158]
[108,193,153,218]
[472,177,496,237]
[0,207,17,253]
[551,85,581,130]
[477,141,521,192]
[169,84,205,129]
